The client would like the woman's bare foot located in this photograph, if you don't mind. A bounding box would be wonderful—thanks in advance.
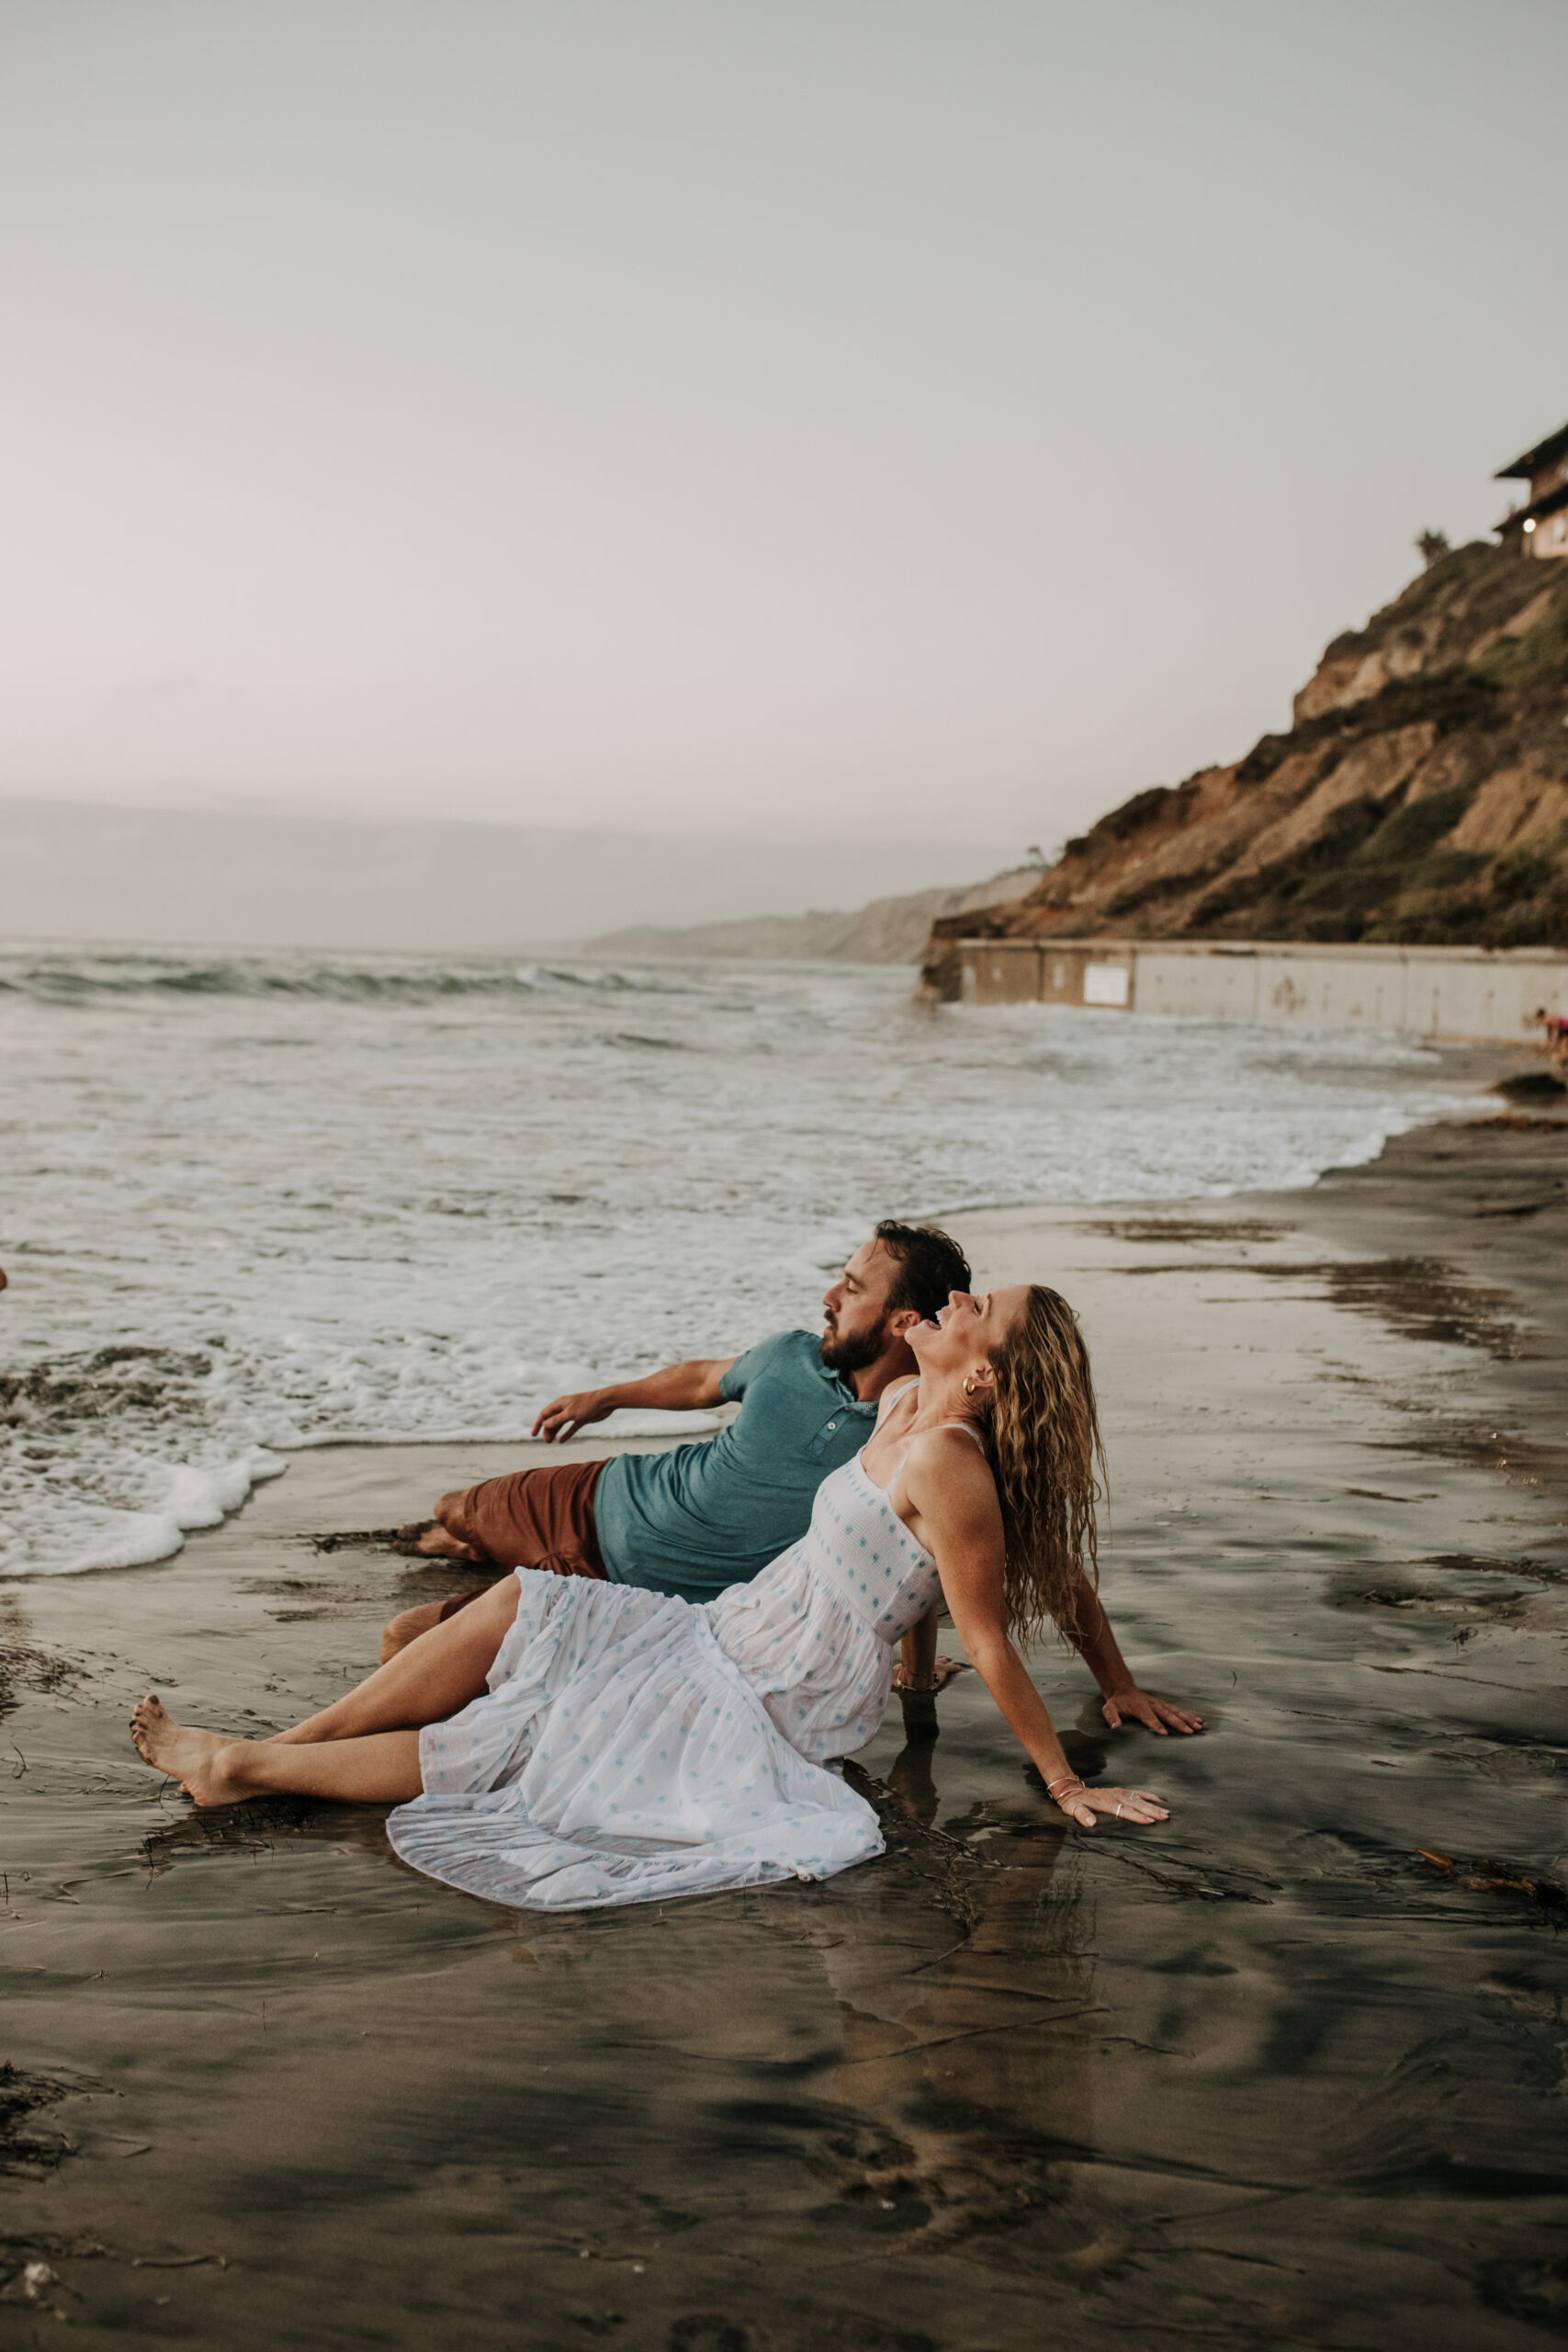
[130,1697,252,1806]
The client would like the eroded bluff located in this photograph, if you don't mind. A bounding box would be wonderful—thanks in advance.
[922,542,1568,998]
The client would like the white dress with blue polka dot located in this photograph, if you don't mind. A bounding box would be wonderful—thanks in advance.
[387,1448,944,1911]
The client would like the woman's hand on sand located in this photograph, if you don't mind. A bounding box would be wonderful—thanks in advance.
[1049,1780,1168,1830]
[1101,1686,1202,1736]
[531,1389,614,1442]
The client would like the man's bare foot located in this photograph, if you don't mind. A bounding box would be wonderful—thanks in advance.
[417,1526,485,1560]
[130,1697,252,1806]
[389,1521,479,1561]
[389,1521,486,1562]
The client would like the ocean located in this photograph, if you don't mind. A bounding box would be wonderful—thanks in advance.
[1,943,1470,1577]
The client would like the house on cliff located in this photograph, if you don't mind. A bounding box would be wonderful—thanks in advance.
[1496,416,1568,559]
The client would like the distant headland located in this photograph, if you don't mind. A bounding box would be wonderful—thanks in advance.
[583,865,1041,966]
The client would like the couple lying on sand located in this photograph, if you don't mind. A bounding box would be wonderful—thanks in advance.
[130,1222,1201,1911]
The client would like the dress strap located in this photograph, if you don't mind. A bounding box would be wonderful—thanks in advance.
[937,1419,988,1455]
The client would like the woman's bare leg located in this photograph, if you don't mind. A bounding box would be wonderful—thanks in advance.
[897,1608,939,1690]
[270,1573,522,1746]
[893,1609,965,1697]
[379,1588,486,1664]
[131,1698,421,1806]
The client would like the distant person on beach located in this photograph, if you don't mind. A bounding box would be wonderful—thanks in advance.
[131,1281,1181,1910]
[382,1219,1198,1740]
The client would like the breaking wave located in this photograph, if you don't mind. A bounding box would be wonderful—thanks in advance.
[0,945,692,1006]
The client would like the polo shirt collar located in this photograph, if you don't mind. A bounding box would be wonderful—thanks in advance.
[822,1366,878,1415]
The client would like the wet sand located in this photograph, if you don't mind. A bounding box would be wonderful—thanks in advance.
[4,1086,1566,2348]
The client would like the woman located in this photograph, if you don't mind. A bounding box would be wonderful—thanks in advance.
[130,1286,1172,1908]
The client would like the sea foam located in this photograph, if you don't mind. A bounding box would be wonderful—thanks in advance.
[0,945,1473,1577]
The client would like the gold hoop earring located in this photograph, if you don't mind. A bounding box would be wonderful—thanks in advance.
[962,1375,977,1399]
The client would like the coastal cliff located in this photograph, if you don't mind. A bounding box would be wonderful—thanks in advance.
[922,542,1568,998]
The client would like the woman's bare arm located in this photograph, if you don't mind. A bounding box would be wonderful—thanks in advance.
[1067,1574,1203,1736]
[899,1431,1168,1830]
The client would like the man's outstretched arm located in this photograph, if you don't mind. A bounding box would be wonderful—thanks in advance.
[1068,1575,1202,1736]
[531,1358,738,1443]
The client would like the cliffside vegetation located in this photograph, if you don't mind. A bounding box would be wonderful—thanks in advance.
[923,542,1568,994]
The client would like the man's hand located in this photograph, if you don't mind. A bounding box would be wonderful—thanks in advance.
[530,1356,735,1443]
[531,1389,615,1443]
[1101,1687,1203,1736]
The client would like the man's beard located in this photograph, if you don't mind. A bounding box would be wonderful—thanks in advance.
[819,1317,890,1375]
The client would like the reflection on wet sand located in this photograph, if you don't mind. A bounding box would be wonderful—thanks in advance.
[818,1733,1102,2263]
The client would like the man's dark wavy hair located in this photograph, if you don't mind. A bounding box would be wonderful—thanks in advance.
[874,1219,972,1321]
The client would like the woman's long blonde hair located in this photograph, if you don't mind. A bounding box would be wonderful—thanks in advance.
[982,1285,1106,1647]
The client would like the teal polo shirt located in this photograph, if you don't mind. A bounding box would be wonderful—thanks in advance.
[592,1329,879,1602]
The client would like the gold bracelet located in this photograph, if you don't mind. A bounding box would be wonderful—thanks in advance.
[1045,1774,1083,1799]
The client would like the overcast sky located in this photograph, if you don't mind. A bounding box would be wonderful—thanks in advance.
[3,0,1565,862]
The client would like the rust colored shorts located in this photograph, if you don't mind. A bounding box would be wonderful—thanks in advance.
[435,1458,609,1624]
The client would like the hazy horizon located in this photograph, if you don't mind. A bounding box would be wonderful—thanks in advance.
[4,2,1567,857]
[0,796,1023,949]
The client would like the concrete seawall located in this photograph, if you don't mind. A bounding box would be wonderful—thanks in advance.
[953,936,1568,1042]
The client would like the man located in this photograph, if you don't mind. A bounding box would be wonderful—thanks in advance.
[380,1221,1199,1739]
[382,1220,963,1659]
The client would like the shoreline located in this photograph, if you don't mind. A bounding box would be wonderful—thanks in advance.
[242,1036,1565,1521]
[2,1086,1564,2346]
[3,1005,1531,1587]
[12,1035,1526,1588]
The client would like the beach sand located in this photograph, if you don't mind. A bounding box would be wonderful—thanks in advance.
[3,1092,1565,2348]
